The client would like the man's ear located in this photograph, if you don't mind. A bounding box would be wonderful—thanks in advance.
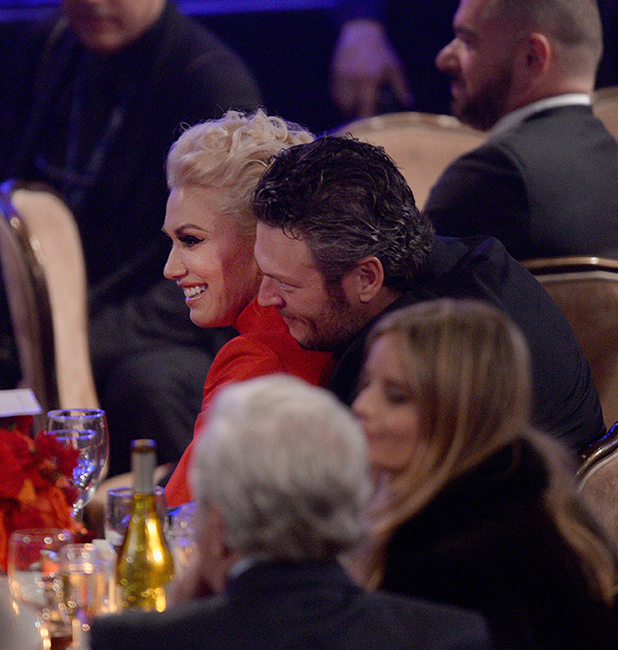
[525,32,551,78]
[345,256,385,304]
[198,503,239,593]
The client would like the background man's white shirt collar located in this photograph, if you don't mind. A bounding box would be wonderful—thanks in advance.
[490,94,591,138]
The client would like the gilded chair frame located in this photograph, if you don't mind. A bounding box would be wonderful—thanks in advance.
[523,256,618,430]
[592,85,618,143]
[0,180,98,424]
[331,111,486,209]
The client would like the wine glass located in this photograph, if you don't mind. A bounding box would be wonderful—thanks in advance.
[7,529,74,650]
[50,429,100,522]
[47,409,110,505]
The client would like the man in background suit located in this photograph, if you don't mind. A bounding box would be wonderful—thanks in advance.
[329,0,618,120]
[90,375,492,650]
[425,0,618,262]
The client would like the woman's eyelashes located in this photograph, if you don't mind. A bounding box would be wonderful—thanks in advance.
[356,374,412,405]
[178,233,204,248]
[384,381,413,405]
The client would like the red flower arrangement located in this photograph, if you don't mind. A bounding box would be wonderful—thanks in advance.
[0,416,83,572]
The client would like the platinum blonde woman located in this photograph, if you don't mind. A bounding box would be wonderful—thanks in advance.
[164,109,332,505]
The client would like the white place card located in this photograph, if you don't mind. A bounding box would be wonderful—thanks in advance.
[0,388,42,417]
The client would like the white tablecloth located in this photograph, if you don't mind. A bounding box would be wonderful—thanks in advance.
[0,573,40,650]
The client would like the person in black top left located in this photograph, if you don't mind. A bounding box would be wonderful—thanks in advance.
[0,0,261,475]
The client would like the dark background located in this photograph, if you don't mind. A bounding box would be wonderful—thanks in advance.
[0,1,345,134]
[0,0,617,135]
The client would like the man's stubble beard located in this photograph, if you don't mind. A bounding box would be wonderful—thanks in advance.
[452,66,514,132]
[298,284,369,352]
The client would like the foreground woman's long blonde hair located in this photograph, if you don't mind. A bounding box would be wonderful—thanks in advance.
[362,298,617,603]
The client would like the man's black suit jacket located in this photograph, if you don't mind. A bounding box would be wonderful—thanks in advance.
[90,561,492,650]
[425,105,618,261]
[327,236,605,452]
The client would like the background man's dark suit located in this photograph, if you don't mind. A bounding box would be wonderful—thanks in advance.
[425,105,618,261]
[90,562,492,650]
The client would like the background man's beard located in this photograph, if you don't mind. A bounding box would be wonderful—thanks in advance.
[452,70,514,131]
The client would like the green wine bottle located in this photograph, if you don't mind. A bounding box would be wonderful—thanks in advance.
[115,439,175,612]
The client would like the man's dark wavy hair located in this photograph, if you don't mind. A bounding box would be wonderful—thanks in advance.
[253,135,435,293]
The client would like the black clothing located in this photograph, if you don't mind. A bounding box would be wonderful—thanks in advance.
[381,439,618,649]
[427,106,618,261]
[91,561,493,650]
[328,236,605,452]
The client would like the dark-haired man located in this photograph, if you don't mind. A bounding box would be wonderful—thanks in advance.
[425,0,618,261]
[253,135,604,453]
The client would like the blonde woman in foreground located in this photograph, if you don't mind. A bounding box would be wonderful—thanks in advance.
[352,298,618,650]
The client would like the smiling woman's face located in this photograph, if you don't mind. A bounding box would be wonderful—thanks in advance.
[163,185,261,328]
[352,333,421,474]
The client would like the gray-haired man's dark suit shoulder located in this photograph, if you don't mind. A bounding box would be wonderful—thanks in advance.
[91,562,493,650]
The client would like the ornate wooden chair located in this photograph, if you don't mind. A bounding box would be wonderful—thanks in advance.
[592,85,618,143]
[523,256,618,430]
[0,180,98,427]
[524,256,618,549]
[331,111,486,209]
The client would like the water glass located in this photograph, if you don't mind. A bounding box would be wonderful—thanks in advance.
[50,429,100,520]
[167,501,198,575]
[105,486,167,553]
[58,544,105,649]
[7,529,74,650]
[47,409,110,507]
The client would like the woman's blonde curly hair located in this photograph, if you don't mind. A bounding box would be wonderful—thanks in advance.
[167,109,314,240]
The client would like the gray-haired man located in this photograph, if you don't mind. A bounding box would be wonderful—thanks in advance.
[91,375,492,650]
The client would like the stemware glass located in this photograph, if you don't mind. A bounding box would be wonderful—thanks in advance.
[167,501,197,575]
[50,429,100,521]
[47,409,109,508]
[7,529,74,650]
